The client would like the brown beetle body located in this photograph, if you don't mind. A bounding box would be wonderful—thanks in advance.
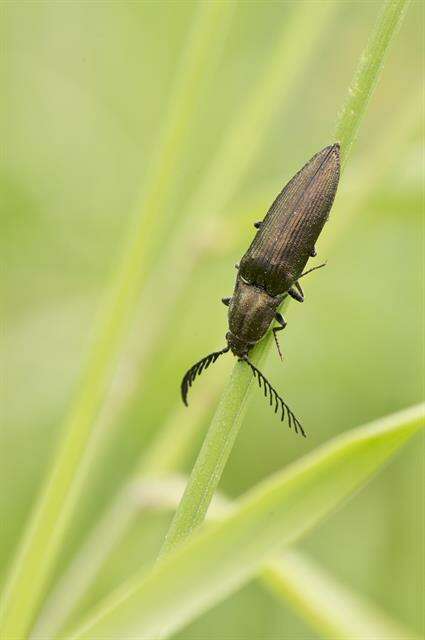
[227,143,340,357]
[181,143,341,436]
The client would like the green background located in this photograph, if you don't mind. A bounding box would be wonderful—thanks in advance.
[1,1,423,637]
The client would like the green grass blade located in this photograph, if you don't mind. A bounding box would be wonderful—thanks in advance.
[180,2,337,222]
[335,0,411,164]
[30,384,222,639]
[39,470,419,640]
[48,477,417,640]
[158,0,411,560]
[158,336,272,556]
[139,378,224,477]
[31,491,135,640]
[263,551,422,640]
[66,404,424,640]
[0,4,234,637]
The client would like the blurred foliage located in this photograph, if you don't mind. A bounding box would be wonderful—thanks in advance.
[1,1,423,638]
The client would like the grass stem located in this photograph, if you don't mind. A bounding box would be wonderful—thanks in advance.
[159,338,270,557]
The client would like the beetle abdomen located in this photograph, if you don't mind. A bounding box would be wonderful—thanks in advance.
[239,143,340,296]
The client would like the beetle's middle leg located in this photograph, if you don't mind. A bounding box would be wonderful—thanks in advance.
[272,312,286,360]
[288,284,304,303]
[299,262,326,280]
[287,263,327,303]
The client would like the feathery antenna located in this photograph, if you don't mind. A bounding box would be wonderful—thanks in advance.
[181,347,229,406]
[242,355,306,437]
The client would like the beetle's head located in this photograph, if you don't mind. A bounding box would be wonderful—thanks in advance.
[225,331,252,358]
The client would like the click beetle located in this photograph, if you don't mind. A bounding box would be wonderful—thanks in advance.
[181,143,340,436]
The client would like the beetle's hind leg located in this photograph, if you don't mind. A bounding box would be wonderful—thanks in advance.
[272,312,287,361]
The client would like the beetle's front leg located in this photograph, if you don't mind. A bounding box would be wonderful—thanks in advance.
[272,312,286,360]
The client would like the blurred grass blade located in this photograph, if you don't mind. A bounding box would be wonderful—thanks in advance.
[0,4,235,637]
[45,477,417,640]
[67,404,424,640]
[158,0,411,560]
[139,383,222,477]
[335,0,411,163]
[32,490,135,640]
[30,384,222,639]
[180,2,337,221]
[39,470,420,640]
[263,551,422,640]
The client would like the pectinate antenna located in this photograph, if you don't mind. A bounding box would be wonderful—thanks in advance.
[181,347,230,406]
[242,355,306,437]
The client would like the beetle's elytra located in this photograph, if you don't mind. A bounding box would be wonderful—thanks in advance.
[181,143,340,437]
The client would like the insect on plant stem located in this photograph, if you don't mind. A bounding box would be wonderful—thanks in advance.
[181,144,340,436]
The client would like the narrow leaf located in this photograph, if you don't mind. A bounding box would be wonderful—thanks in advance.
[263,551,421,640]
[67,405,424,640]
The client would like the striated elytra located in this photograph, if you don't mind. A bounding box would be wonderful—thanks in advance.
[181,143,340,437]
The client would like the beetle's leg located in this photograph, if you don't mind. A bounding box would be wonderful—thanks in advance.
[295,280,304,298]
[288,263,325,302]
[299,262,326,279]
[311,246,317,257]
[288,285,304,303]
[281,281,304,302]
[272,312,286,360]
[254,221,262,229]
[275,311,287,328]
[221,297,232,307]
[234,263,239,269]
